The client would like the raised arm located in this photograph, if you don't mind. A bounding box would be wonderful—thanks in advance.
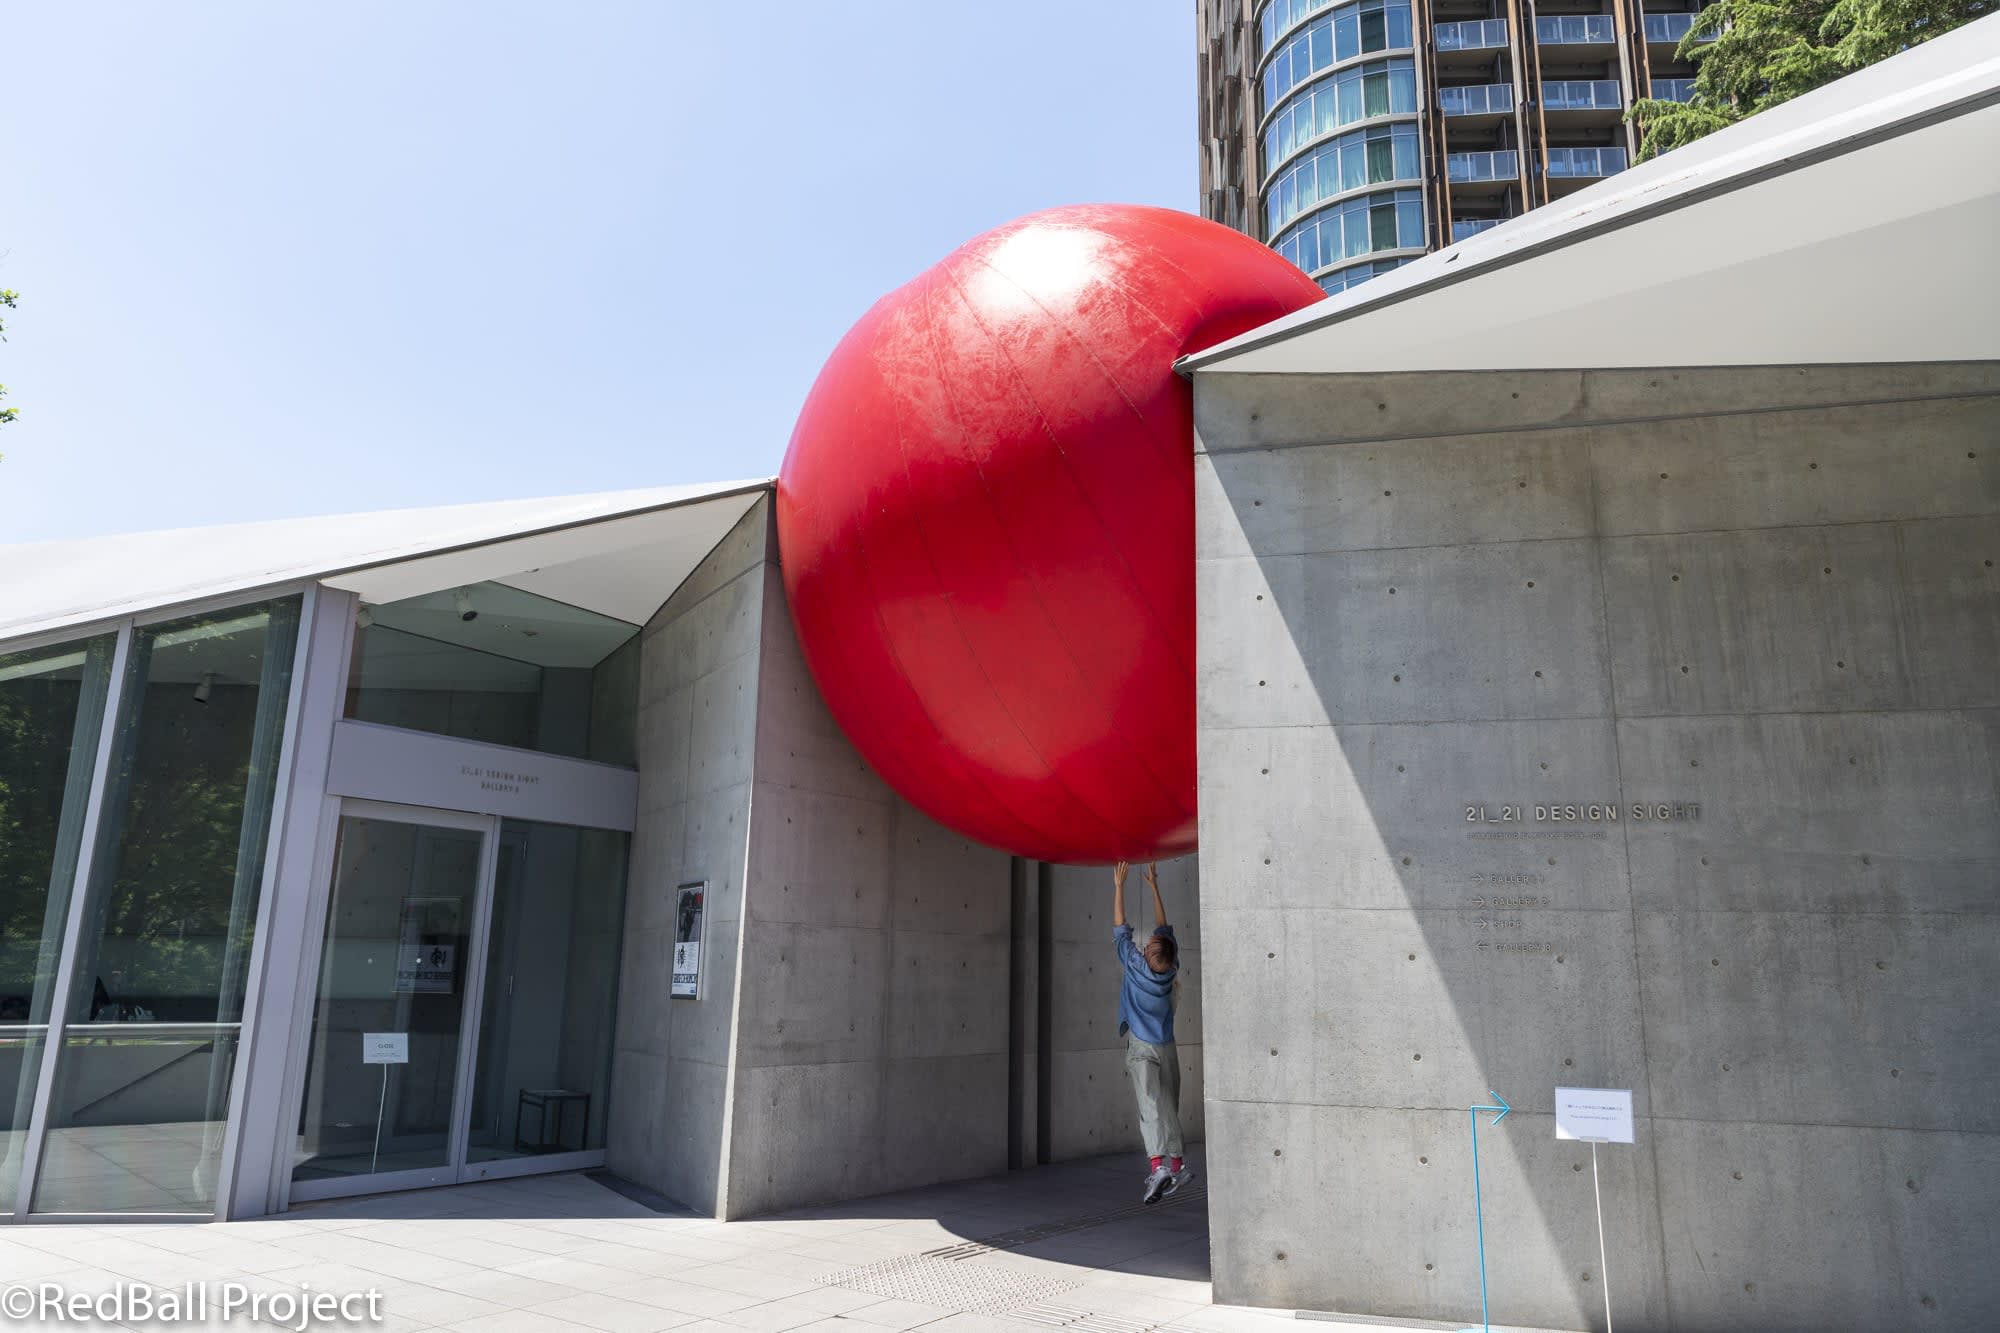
[1112,861,1129,927]
[1144,862,1167,927]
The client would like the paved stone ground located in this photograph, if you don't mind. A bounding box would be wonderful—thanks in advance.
[0,1149,1560,1333]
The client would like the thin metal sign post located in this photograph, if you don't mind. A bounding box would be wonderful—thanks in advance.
[1554,1087,1636,1333]
[1459,1090,1511,1333]
[1585,1137,1613,1333]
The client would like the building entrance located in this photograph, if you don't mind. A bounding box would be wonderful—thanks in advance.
[288,800,626,1203]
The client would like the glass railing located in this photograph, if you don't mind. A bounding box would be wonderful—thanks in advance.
[1434,18,1509,50]
[1545,145,1628,177]
[1439,83,1514,115]
[1542,79,1624,111]
[1536,14,1615,44]
[1643,11,1710,42]
[1650,77,1696,101]
[1448,149,1519,183]
[1452,217,1507,242]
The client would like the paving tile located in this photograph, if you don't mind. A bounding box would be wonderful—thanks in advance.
[527,1289,701,1332]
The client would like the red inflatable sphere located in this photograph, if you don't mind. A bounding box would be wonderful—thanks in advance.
[776,204,1322,864]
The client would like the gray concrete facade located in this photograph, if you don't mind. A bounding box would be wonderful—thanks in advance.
[610,498,1206,1220]
[1190,364,2000,1332]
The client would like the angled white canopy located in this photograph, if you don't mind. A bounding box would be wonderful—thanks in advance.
[1183,13,2000,375]
[0,480,770,644]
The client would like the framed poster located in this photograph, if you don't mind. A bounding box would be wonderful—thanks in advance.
[672,881,705,998]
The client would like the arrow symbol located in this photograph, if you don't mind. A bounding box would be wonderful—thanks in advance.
[1459,1090,1511,1333]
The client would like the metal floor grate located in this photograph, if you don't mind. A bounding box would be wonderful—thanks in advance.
[814,1252,1081,1316]
[1012,1303,1192,1333]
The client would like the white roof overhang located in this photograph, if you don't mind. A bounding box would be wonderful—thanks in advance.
[0,480,770,645]
[1182,13,2000,375]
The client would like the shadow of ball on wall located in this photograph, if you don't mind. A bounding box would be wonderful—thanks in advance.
[776,204,1324,865]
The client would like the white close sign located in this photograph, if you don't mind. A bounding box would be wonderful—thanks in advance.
[1554,1086,1635,1143]
[362,1032,409,1065]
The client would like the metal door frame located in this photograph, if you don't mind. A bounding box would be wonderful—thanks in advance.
[285,799,501,1204]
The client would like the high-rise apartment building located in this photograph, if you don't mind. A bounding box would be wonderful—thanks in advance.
[1197,0,1709,293]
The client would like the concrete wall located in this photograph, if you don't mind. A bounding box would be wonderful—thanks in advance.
[1043,859,1204,1162]
[607,499,770,1214]
[1191,364,2000,1332]
[720,541,1016,1217]
[610,496,1186,1218]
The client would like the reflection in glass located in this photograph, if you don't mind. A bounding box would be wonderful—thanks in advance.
[467,822,627,1161]
[34,599,299,1213]
[345,582,638,766]
[294,817,484,1183]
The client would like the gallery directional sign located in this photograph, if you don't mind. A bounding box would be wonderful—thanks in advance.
[1555,1086,1635,1143]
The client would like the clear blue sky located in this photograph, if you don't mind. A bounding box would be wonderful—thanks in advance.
[0,3,1193,542]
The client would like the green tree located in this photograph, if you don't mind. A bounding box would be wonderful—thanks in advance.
[1629,0,1991,160]
[0,288,15,427]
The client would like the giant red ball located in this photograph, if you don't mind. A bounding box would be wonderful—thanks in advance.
[776,204,1322,864]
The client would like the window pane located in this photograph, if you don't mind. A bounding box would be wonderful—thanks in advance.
[35,599,301,1214]
[1342,139,1366,191]
[0,636,115,1025]
[1391,65,1417,113]
[1345,203,1371,258]
[1366,137,1395,182]
[1309,22,1333,70]
[1314,87,1337,138]
[1364,71,1390,118]
[1372,202,1398,250]
[1394,132,1420,179]
[1399,198,1425,247]
[1338,72,1363,124]
[1360,10,1387,51]
[1335,13,1359,61]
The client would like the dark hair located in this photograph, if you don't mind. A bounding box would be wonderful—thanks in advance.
[1143,933,1178,974]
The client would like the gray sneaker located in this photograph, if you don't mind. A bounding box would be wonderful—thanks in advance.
[1141,1165,1173,1205]
[1164,1164,1194,1197]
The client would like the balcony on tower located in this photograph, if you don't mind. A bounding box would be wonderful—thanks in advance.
[1433,18,1509,66]
[1438,81,1515,130]
[1535,13,1616,50]
[1541,77,1626,126]
[1542,144,1628,194]
[1643,8,1717,55]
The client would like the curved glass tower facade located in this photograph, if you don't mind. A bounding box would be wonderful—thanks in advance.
[1198,0,1711,295]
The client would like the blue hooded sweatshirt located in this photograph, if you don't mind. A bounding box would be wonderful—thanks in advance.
[1114,922,1178,1046]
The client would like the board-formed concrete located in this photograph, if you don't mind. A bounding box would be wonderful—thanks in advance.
[610,499,1207,1220]
[1191,364,2000,1332]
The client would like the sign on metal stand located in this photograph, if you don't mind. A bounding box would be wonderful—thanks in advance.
[1555,1087,1635,1333]
[1458,1090,1511,1333]
[362,1032,409,1175]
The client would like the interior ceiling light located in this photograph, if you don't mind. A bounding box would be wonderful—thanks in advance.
[454,590,478,623]
[193,671,215,705]
[355,606,374,630]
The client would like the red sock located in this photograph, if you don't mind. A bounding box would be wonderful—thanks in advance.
[1150,1156,1164,1172]
[1170,1156,1184,1173]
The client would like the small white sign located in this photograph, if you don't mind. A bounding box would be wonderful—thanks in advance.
[1555,1086,1635,1143]
[362,1032,409,1065]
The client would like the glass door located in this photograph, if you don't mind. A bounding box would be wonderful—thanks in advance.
[288,804,628,1202]
[289,804,495,1201]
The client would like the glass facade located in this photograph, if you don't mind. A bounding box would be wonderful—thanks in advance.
[1266,121,1421,234]
[1273,187,1426,276]
[1263,58,1418,178]
[33,599,301,1214]
[345,582,639,767]
[0,635,115,1205]
[1260,0,1414,113]
[1316,255,1415,295]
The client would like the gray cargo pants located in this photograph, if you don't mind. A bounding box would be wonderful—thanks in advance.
[1124,1033,1184,1159]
